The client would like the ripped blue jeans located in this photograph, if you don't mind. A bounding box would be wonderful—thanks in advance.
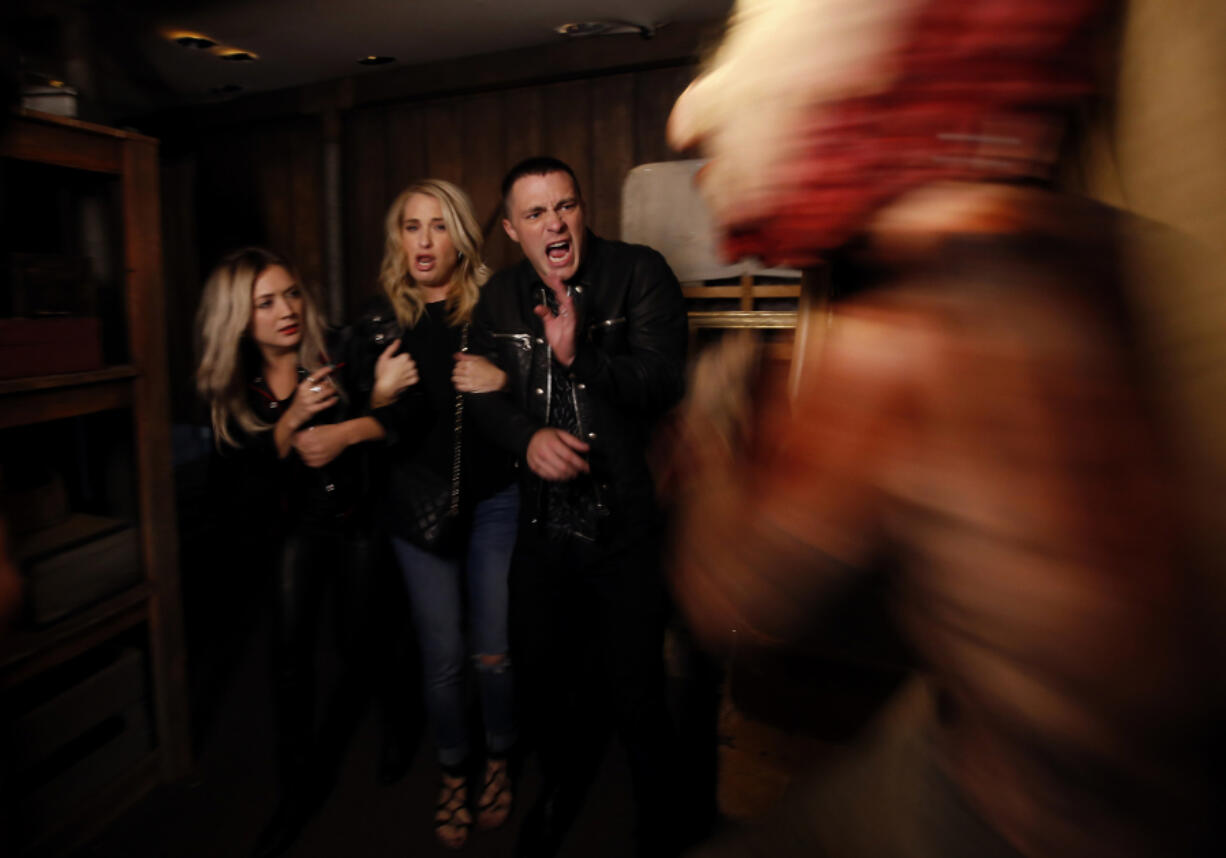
[391,483,518,767]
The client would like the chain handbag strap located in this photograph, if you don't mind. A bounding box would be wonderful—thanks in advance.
[449,324,469,516]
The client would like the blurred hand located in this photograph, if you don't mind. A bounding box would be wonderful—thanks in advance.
[372,339,418,408]
[665,331,761,496]
[284,365,337,431]
[452,353,507,393]
[683,331,760,457]
[292,423,350,468]
[526,428,590,481]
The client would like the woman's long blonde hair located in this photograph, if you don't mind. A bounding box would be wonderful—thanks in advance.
[196,247,332,448]
[377,179,491,328]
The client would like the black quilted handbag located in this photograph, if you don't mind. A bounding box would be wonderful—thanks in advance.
[400,461,460,552]
[400,325,468,552]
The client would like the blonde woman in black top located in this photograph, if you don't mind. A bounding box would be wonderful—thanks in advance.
[359,180,518,849]
[196,247,408,857]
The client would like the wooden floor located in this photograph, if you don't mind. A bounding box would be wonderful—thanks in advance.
[77,617,641,858]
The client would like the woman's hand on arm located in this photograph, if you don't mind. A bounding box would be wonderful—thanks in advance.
[452,353,507,393]
[371,339,419,408]
[273,366,338,458]
[292,416,386,468]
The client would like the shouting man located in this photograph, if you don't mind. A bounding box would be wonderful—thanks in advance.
[468,157,688,858]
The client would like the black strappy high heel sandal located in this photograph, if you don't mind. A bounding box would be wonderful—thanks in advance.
[476,756,513,830]
[434,772,472,849]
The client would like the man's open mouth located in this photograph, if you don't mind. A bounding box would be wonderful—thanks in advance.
[546,241,571,262]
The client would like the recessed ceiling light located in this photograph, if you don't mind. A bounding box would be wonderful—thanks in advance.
[175,35,217,49]
[555,20,655,38]
[219,51,257,62]
[358,55,395,65]
[166,30,218,49]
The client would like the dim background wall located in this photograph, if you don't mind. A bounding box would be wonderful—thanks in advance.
[148,31,703,423]
[159,117,327,422]
[341,65,694,320]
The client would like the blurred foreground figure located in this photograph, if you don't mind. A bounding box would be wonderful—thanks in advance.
[668,1,1220,856]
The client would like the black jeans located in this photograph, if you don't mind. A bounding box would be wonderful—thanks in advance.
[510,524,679,844]
[271,520,382,790]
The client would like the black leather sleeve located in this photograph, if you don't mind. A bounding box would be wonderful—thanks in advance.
[349,298,424,448]
[467,280,543,460]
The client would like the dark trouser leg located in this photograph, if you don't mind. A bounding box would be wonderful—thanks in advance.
[332,524,376,668]
[369,535,419,782]
[270,527,331,790]
[510,532,611,857]
[317,525,382,782]
[254,526,334,858]
[670,622,723,844]
[510,531,581,784]
[587,534,681,857]
[512,527,679,856]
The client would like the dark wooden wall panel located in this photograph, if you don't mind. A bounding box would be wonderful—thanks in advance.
[423,101,464,187]
[288,124,325,289]
[159,116,326,421]
[340,62,697,291]
[193,128,257,267]
[185,118,326,288]
[253,127,294,261]
[492,87,547,268]
[503,88,545,168]
[343,107,390,314]
[462,92,510,270]
[543,79,594,212]
[590,74,637,242]
[634,65,696,166]
[160,156,202,423]
[386,102,429,198]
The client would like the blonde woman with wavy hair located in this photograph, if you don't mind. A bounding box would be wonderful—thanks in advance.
[196,247,333,449]
[196,246,401,858]
[377,178,491,334]
[359,180,519,849]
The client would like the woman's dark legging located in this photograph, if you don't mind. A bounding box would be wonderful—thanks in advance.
[270,521,382,791]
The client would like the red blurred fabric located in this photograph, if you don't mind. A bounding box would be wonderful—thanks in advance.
[724,0,1108,265]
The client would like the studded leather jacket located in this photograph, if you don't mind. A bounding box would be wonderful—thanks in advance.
[468,232,688,540]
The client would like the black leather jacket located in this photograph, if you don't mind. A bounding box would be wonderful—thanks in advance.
[349,295,518,546]
[224,329,370,530]
[469,232,688,539]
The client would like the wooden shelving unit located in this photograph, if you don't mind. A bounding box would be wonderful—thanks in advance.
[0,365,139,395]
[0,583,152,689]
[0,109,191,852]
[0,367,139,430]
